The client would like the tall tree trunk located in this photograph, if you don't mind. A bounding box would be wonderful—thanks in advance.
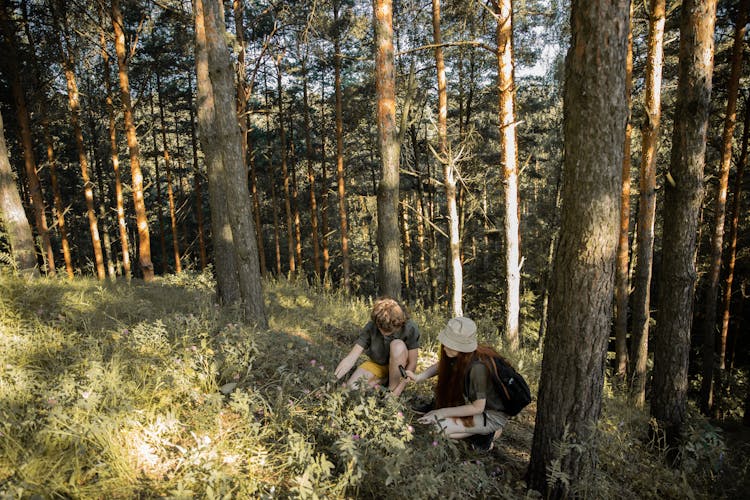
[334,0,350,292]
[721,96,750,374]
[54,1,105,280]
[614,2,634,382]
[0,110,38,276]
[374,0,401,299]
[92,143,116,280]
[157,73,182,273]
[651,0,716,449]
[42,118,73,278]
[188,72,207,271]
[302,55,321,279]
[100,20,131,280]
[527,1,629,495]
[0,10,55,275]
[630,0,666,408]
[699,0,748,415]
[150,94,168,273]
[111,0,154,280]
[320,75,331,284]
[275,56,296,275]
[495,0,520,351]
[432,0,461,315]
[193,0,267,326]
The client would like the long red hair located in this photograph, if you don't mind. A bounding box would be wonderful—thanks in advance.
[434,344,505,425]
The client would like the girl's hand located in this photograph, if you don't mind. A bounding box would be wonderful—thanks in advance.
[418,410,443,425]
[405,369,417,382]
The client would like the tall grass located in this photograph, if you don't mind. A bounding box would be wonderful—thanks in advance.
[0,273,744,498]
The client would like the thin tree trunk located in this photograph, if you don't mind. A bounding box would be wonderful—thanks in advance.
[54,1,105,280]
[630,0,666,408]
[150,94,168,273]
[188,72,207,270]
[699,0,748,415]
[100,20,131,280]
[495,0,520,351]
[111,0,154,280]
[614,2,634,383]
[157,73,182,273]
[0,110,38,276]
[432,0,460,315]
[92,141,116,280]
[334,0,350,292]
[275,56,296,275]
[42,118,73,278]
[320,74,331,285]
[302,54,321,279]
[721,96,749,373]
[527,0,629,495]
[374,0,401,299]
[651,0,717,449]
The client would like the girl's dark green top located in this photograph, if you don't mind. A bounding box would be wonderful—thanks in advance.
[355,320,421,365]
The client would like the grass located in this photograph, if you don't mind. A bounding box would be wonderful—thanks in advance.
[0,272,746,498]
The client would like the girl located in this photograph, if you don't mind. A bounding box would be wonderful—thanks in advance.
[407,317,508,450]
[334,297,420,397]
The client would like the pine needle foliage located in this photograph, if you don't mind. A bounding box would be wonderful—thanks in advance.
[0,274,745,498]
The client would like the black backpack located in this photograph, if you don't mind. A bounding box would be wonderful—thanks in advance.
[465,356,532,416]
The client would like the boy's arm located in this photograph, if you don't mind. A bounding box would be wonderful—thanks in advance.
[334,344,364,380]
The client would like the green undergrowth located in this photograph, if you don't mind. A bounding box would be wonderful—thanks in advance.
[0,273,745,498]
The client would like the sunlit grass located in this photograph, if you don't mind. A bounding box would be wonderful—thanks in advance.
[0,271,744,498]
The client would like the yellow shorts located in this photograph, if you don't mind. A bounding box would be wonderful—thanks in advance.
[360,360,389,380]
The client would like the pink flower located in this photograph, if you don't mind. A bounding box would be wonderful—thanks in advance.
[432,440,438,446]
[407,425,414,433]
[352,434,360,440]
[397,411,404,418]
[310,359,317,366]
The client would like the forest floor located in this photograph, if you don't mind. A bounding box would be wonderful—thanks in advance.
[0,272,748,499]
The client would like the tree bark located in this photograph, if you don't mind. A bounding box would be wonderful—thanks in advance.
[651,0,717,448]
[373,0,401,299]
[274,56,296,276]
[495,0,520,352]
[0,10,55,276]
[100,19,131,280]
[721,96,750,376]
[188,72,208,271]
[320,74,331,285]
[156,73,183,273]
[111,0,154,280]
[630,0,666,408]
[431,0,460,315]
[527,1,629,496]
[193,0,267,327]
[54,0,106,280]
[302,54,321,280]
[150,94,168,273]
[0,110,38,276]
[614,1,634,382]
[334,0,350,292]
[699,0,748,415]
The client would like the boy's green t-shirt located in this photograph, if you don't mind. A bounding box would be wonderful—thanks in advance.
[355,319,420,366]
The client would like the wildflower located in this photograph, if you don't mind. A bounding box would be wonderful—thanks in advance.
[310,359,317,367]
[397,411,404,418]
[407,425,414,433]
[191,345,198,351]
[352,434,360,440]
[233,372,240,380]
[81,391,91,399]
[122,329,129,335]
[432,440,438,446]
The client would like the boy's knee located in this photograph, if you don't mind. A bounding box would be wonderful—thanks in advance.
[389,339,407,357]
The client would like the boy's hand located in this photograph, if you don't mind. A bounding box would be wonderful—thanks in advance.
[404,369,417,382]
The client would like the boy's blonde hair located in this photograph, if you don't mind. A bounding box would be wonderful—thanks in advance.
[371,297,407,332]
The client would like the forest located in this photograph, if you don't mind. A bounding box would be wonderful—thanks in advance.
[0,0,748,498]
